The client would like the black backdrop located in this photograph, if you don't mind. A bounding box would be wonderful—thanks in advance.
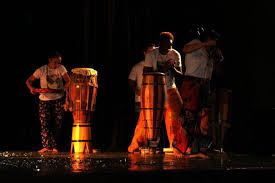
[2,0,274,154]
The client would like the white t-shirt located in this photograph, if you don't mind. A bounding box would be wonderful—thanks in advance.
[128,61,144,102]
[33,64,67,101]
[184,39,213,79]
[144,47,181,89]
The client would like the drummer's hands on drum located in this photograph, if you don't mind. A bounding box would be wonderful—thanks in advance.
[167,59,176,68]
[164,59,176,71]
[157,59,175,73]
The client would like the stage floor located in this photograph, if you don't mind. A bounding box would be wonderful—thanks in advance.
[0,151,274,182]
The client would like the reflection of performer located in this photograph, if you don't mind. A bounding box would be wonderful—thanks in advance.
[181,28,224,153]
[128,43,155,122]
[128,32,187,156]
[26,51,70,153]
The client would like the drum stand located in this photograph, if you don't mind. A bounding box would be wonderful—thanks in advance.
[208,89,232,153]
[140,137,162,154]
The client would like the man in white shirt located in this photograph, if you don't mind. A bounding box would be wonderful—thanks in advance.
[181,30,223,153]
[26,51,70,153]
[128,32,188,157]
[128,43,155,122]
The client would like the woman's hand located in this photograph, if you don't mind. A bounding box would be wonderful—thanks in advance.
[29,87,37,95]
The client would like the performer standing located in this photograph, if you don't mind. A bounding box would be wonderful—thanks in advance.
[128,32,188,156]
[26,50,70,153]
[128,43,155,122]
[181,28,224,153]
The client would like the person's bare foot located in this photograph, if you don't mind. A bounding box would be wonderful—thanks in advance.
[185,147,192,155]
[173,147,184,157]
[38,148,50,153]
[188,153,209,159]
[197,153,209,159]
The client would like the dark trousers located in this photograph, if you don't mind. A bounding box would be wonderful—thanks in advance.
[39,98,64,149]
[135,102,141,123]
[180,76,211,152]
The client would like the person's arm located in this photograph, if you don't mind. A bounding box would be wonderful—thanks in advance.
[143,51,154,73]
[129,79,141,96]
[217,48,224,62]
[129,65,140,96]
[183,40,216,54]
[166,52,183,76]
[62,72,71,91]
[26,75,37,95]
[171,66,183,76]
[129,79,136,92]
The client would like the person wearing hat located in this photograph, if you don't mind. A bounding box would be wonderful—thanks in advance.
[26,51,70,153]
[180,28,224,154]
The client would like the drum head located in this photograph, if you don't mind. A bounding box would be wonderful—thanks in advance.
[71,68,97,76]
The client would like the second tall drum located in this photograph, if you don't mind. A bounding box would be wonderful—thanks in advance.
[140,72,167,149]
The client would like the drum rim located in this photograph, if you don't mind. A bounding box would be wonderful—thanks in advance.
[143,72,165,76]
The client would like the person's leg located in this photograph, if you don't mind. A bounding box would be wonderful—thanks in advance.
[164,102,173,148]
[165,88,188,156]
[135,102,141,123]
[200,108,209,135]
[198,82,210,136]
[52,98,64,152]
[128,111,147,152]
[180,79,201,154]
[38,100,52,152]
[180,79,200,112]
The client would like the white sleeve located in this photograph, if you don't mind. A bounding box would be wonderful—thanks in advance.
[128,65,137,81]
[144,52,153,68]
[59,65,68,76]
[174,50,182,67]
[186,39,201,45]
[33,67,42,79]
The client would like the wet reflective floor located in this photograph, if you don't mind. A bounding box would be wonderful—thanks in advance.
[0,151,274,182]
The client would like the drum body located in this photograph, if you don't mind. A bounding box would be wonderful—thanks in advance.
[141,72,166,147]
[71,122,92,153]
[208,88,232,152]
[69,68,98,153]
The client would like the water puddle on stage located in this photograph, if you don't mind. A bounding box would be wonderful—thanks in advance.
[0,151,274,175]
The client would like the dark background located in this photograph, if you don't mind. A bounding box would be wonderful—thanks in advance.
[2,0,274,154]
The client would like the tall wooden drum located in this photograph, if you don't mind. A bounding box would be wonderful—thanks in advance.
[217,88,232,152]
[141,72,167,148]
[208,88,232,152]
[69,68,98,153]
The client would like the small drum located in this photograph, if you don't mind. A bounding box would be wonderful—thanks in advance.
[33,88,59,93]
[69,68,98,153]
[141,72,167,148]
[217,89,232,151]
